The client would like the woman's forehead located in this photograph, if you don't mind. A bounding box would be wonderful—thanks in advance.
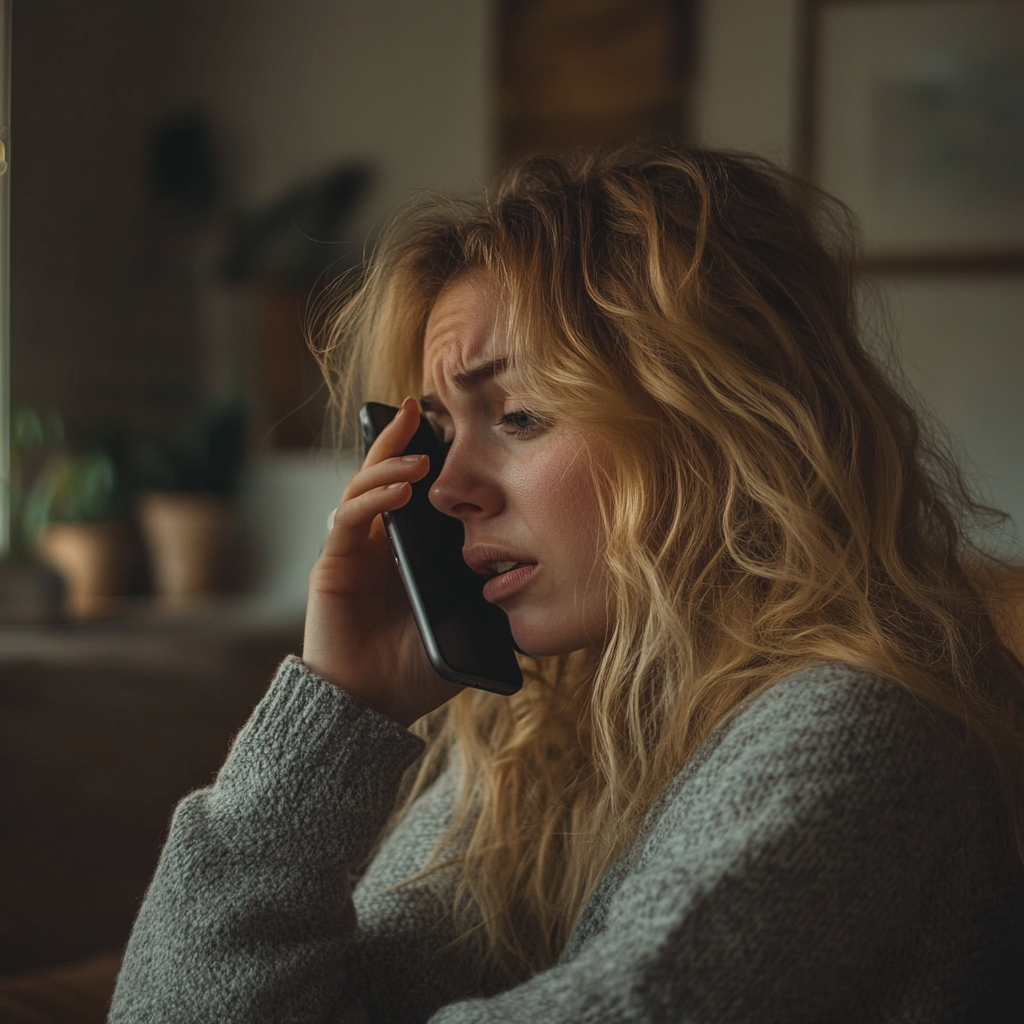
[421,273,509,390]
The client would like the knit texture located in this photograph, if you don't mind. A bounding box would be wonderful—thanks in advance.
[108,658,1024,1023]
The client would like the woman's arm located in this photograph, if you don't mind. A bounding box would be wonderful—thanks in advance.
[108,657,435,1024]
[110,398,489,1024]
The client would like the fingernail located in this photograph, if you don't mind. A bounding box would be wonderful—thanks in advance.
[401,454,424,463]
[385,481,406,490]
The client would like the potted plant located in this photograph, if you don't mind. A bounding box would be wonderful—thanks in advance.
[135,404,246,608]
[18,411,132,619]
[0,408,66,622]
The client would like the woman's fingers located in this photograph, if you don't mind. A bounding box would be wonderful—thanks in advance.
[321,398,428,559]
[342,453,428,502]
[361,396,421,469]
[323,480,407,560]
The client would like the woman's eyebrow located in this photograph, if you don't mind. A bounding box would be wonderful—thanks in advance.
[452,357,511,391]
[420,357,512,411]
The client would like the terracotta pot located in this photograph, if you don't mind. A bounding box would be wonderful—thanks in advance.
[39,521,130,618]
[137,493,233,607]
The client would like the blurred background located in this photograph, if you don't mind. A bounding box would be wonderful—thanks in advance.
[1,0,1022,994]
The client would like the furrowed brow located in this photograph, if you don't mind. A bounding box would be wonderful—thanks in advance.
[452,357,511,391]
[420,357,512,412]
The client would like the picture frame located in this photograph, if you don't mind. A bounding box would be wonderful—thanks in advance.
[799,0,1024,272]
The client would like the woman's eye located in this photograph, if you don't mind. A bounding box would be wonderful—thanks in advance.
[499,409,542,437]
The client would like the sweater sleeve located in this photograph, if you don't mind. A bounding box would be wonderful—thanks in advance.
[108,656,429,1024]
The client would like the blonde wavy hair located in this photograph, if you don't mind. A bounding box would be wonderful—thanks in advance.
[316,146,1024,976]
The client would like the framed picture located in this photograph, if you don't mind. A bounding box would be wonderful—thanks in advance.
[800,0,1024,272]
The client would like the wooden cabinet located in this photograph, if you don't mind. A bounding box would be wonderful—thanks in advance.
[0,614,301,975]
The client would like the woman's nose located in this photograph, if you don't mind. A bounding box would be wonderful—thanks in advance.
[428,441,504,520]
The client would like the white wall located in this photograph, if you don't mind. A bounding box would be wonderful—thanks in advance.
[166,0,493,241]
[694,0,1024,543]
[876,276,1024,542]
[236,451,358,621]
[693,0,801,168]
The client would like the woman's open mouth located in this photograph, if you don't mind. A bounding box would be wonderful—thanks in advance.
[488,560,522,577]
[463,546,539,603]
[482,562,538,603]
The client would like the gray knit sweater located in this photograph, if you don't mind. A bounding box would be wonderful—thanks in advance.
[108,658,1023,1023]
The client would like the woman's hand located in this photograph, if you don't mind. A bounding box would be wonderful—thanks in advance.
[303,397,463,727]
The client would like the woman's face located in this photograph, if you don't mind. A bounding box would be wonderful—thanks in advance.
[421,273,611,657]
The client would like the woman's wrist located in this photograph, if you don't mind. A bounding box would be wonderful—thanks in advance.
[300,655,414,728]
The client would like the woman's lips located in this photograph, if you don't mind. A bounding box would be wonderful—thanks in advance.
[482,562,538,604]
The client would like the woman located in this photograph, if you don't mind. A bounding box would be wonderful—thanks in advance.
[109,147,1024,1022]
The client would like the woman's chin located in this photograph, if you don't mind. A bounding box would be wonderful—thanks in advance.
[508,615,598,659]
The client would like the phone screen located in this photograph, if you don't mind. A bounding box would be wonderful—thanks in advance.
[359,402,523,695]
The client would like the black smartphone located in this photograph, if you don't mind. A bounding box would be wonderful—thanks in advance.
[358,401,523,695]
